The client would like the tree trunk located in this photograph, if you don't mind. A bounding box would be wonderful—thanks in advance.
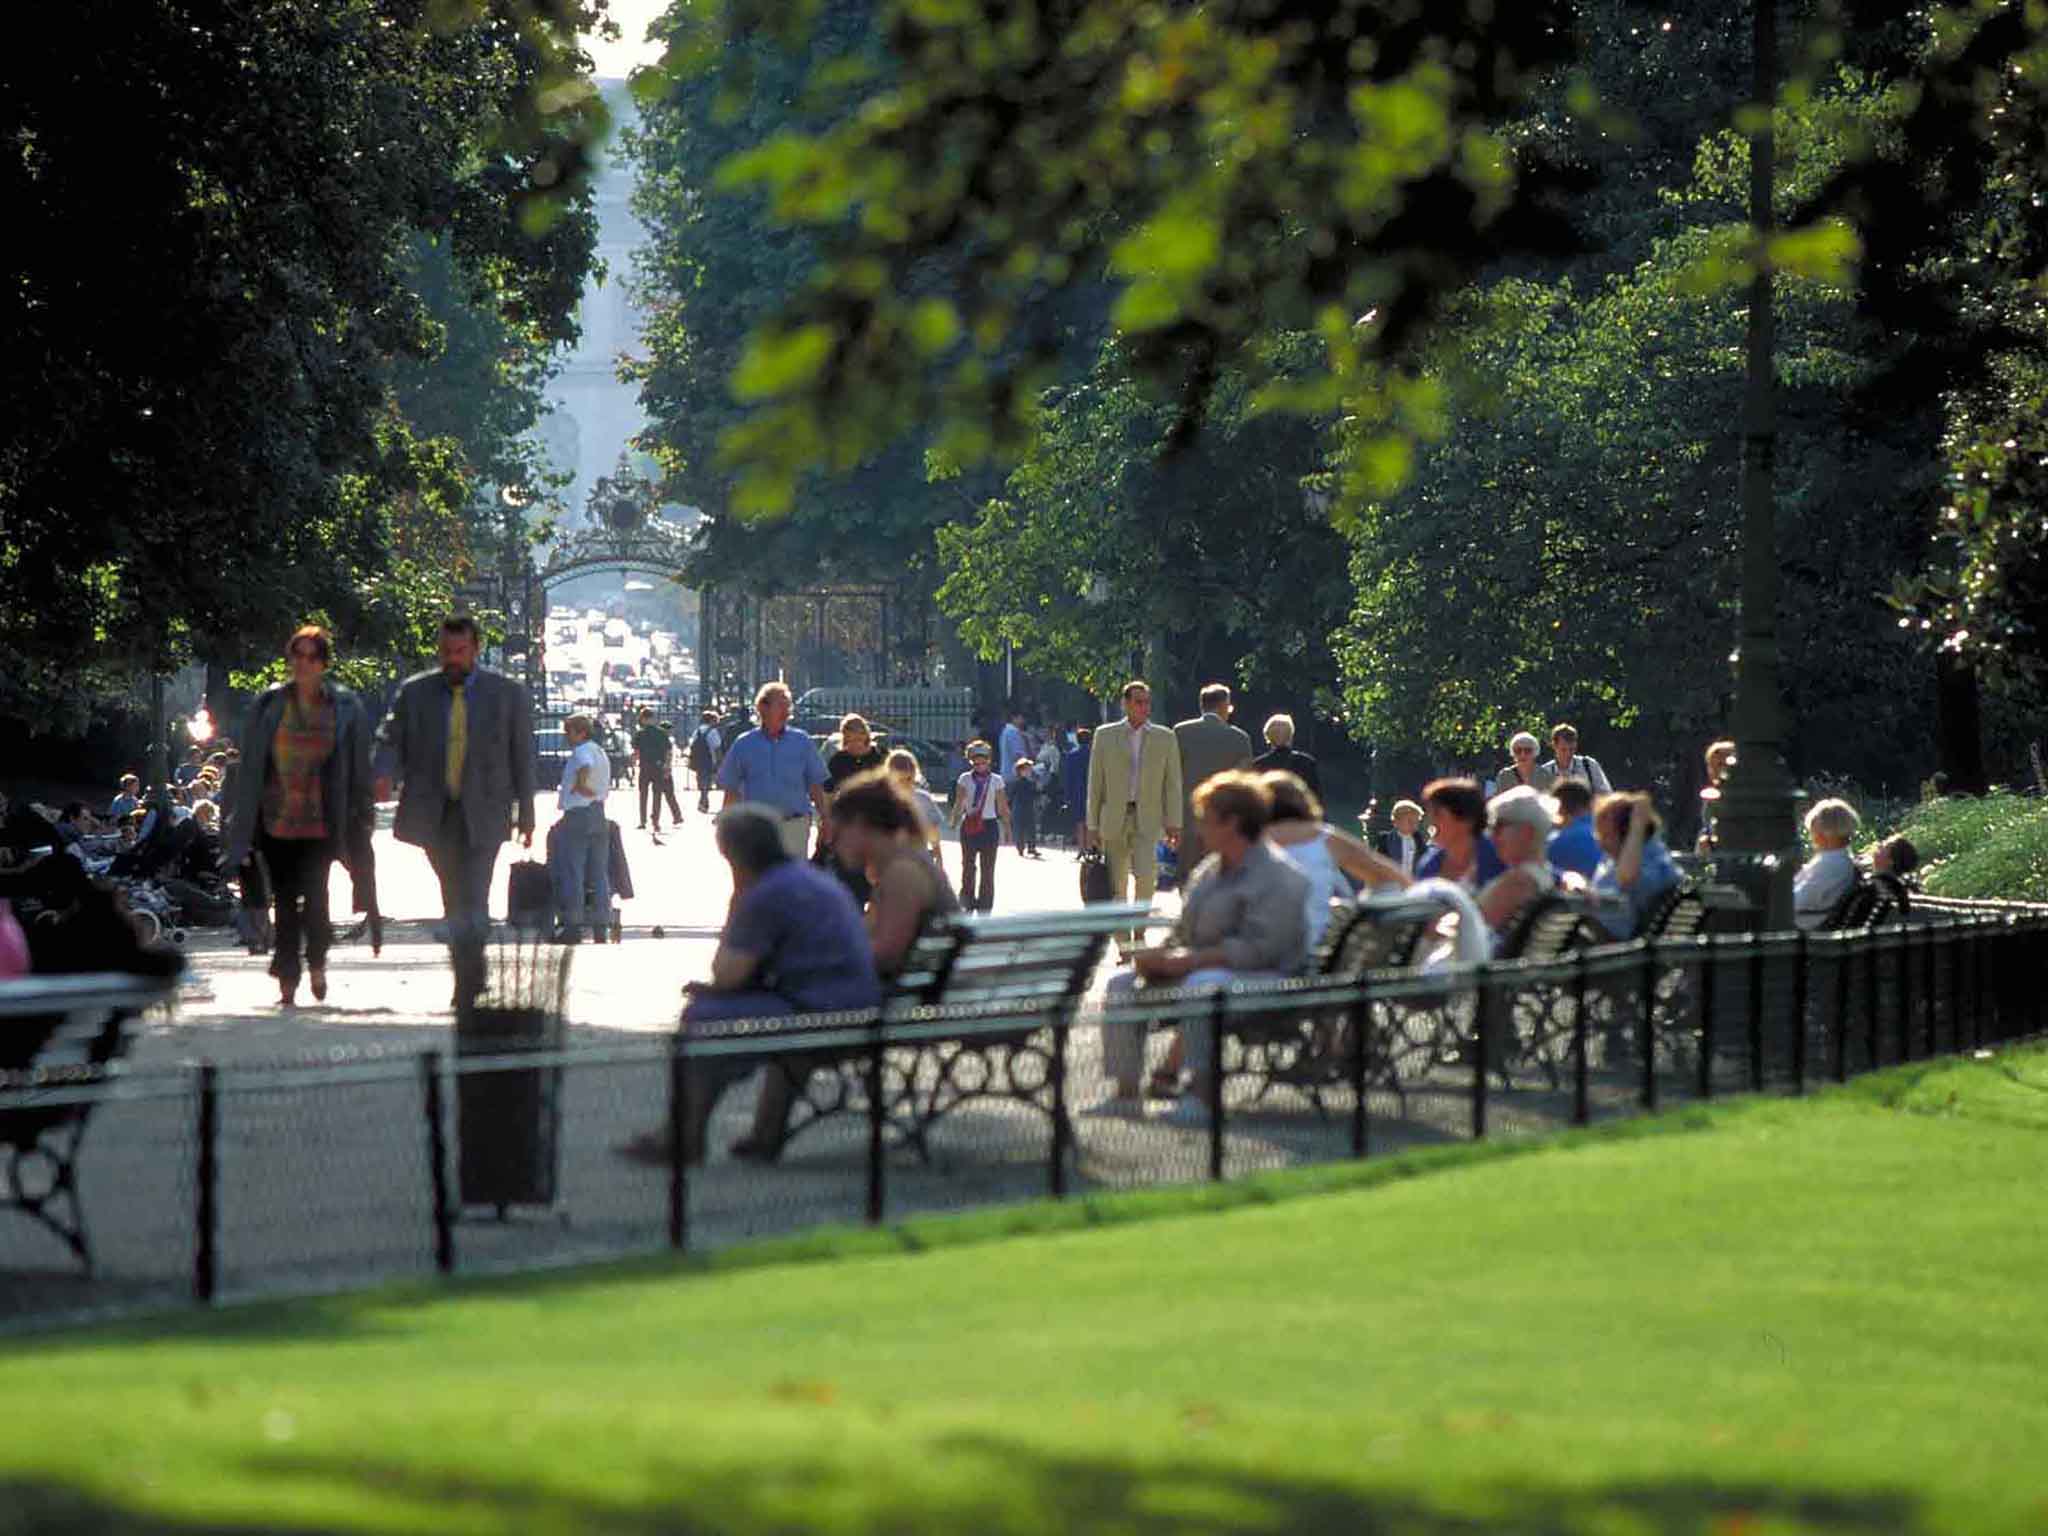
[1934,652,1987,795]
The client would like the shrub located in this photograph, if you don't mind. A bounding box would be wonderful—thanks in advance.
[1892,791,2048,901]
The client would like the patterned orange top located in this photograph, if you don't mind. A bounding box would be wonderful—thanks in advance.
[262,691,335,841]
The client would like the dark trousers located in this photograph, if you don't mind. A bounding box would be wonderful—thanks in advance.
[695,766,716,812]
[639,772,682,828]
[260,831,332,983]
[1014,800,1039,853]
[959,828,999,912]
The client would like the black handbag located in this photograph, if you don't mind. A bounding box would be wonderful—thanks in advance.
[1079,847,1112,905]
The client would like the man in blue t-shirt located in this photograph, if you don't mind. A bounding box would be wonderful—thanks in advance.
[661,803,880,1164]
[715,680,831,861]
[1546,779,1603,880]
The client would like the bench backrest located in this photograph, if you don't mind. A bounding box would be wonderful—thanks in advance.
[1315,898,1441,975]
[0,972,173,1082]
[1497,894,1602,962]
[886,903,1149,1021]
[1824,880,1883,931]
[1646,882,1709,942]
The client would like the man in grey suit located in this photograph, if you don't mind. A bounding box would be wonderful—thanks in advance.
[1173,683,1254,871]
[373,616,537,1004]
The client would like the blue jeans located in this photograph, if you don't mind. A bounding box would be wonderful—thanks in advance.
[553,804,611,931]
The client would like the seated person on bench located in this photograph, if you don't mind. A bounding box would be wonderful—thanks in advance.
[1477,786,1557,943]
[1793,798,1860,931]
[1095,770,1309,1126]
[668,804,881,1164]
[1588,791,1682,939]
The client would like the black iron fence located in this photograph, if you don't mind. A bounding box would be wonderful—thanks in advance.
[4,902,2044,1328]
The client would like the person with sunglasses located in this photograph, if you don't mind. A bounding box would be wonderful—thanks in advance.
[1489,732,1543,799]
[222,625,373,1007]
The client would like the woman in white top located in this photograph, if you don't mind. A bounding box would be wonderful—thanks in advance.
[1258,771,1410,953]
[553,713,612,944]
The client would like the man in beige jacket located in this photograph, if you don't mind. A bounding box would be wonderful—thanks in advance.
[1173,682,1254,869]
[1085,680,1182,954]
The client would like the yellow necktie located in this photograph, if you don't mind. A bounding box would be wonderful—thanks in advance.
[445,684,467,800]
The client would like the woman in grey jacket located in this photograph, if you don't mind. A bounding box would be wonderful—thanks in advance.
[223,625,373,1006]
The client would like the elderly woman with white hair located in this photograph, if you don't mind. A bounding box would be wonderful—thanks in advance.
[1490,731,1543,799]
[1250,712,1321,795]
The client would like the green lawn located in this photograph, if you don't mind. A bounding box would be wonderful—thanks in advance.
[5,1048,2048,1536]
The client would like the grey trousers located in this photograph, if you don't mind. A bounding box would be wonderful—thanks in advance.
[429,800,502,1002]
[1101,968,1283,1084]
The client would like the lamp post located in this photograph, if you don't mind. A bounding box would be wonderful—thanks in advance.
[1711,0,1798,925]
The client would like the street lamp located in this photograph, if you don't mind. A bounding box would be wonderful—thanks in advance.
[1710,0,1799,925]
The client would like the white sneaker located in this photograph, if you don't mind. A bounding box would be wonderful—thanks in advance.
[1079,1095,1143,1120]
[1163,1095,1212,1127]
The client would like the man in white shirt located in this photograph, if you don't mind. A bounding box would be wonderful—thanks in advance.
[1793,797,1861,930]
[553,713,613,944]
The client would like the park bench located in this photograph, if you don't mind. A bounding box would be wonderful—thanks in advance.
[735,902,1150,1161]
[0,970,181,1270]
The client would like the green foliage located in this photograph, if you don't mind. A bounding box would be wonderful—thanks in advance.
[1895,790,2048,902]
[650,0,1585,516]
[933,341,1351,701]
[1329,69,1963,786]
[0,1,602,724]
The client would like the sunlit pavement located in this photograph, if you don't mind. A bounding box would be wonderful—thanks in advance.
[143,787,1131,1066]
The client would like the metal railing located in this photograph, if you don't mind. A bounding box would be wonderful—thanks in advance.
[2,904,2043,1329]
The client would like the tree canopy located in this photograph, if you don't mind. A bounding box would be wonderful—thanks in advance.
[0,0,608,724]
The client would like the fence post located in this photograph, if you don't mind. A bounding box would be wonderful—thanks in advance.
[667,1042,688,1252]
[1922,923,1939,1058]
[193,1062,218,1304]
[1472,972,1491,1140]
[1206,993,1227,1183]
[1790,930,1810,1094]
[1638,943,1657,1112]
[1897,926,1915,1063]
[1572,950,1590,1127]
[421,1050,453,1275]
[1696,936,1717,1101]
[1050,1016,1070,1198]
[1864,937,1881,1068]
[1969,920,1986,1049]
[865,1019,885,1226]
[1348,977,1371,1158]
[1745,943,1765,1092]
[1832,933,1850,1083]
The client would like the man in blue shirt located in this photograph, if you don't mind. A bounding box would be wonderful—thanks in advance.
[1545,779,1603,880]
[716,680,831,860]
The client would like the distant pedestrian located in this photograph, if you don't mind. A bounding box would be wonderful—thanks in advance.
[1379,798,1428,879]
[687,708,724,813]
[998,708,1029,791]
[633,706,682,832]
[1062,727,1093,853]
[716,681,830,861]
[1011,758,1042,858]
[1533,723,1612,796]
[552,713,612,944]
[1491,733,1543,798]
[886,747,945,862]
[948,740,1013,911]
[1084,682,1181,957]
[1172,683,1254,871]
[1250,713,1321,796]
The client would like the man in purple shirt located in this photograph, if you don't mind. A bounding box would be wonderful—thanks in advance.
[663,803,880,1163]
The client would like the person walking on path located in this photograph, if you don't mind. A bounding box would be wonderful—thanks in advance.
[552,713,613,945]
[632,707,682,832]
[1173,683,1254,870]
[687,708,724,813]
[998,708,1029,793]
[1062,726,1093,854]
[1250,713,1321,795]
[948,740,1013,911]
[1532,723,1613,796]
[1010,758,1043,858]
[225,624,373,1008]
[716,681,831,862]
[373,615,536,1008]
[1085,681,1182,955]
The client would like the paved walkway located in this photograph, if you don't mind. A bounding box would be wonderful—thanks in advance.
[2,793,1591,1325]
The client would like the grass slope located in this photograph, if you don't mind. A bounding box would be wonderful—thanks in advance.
[1888,790,2048,902]
[3,1048,2047,1536]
